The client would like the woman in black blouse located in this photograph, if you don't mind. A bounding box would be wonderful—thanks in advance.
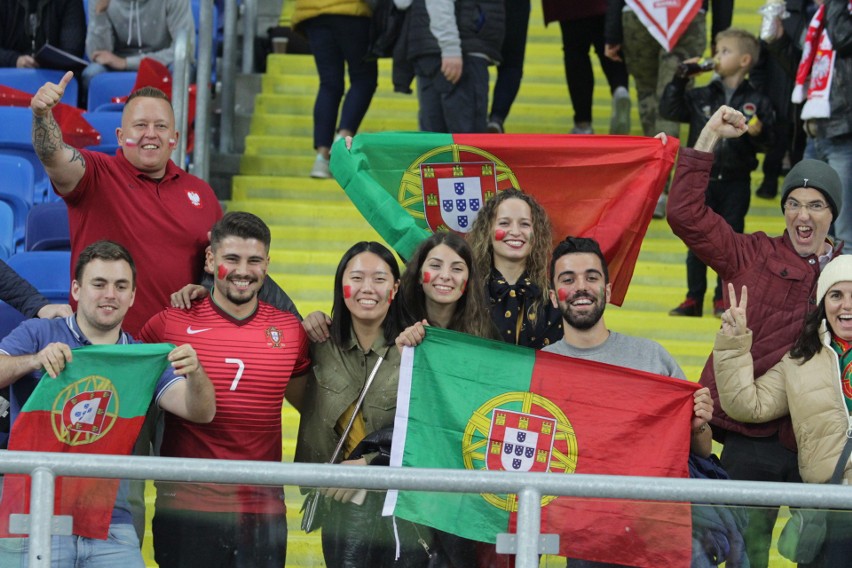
[466,188,563,349]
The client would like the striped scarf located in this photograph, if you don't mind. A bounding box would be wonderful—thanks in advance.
[830,334,852,412]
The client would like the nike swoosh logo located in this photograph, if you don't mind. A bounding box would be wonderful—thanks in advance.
[186,326,212,335]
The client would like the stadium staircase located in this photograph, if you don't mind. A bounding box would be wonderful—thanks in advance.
[177,0,793,565]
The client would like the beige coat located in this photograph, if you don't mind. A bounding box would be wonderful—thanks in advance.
[713,324,852,484]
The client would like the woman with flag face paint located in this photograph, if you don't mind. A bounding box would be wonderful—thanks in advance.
[396,232,496,349]
[466,188,563,349]
[288,242,428,568]
[394,233,498,568]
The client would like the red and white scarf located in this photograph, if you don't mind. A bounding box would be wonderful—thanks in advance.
[792,4,835,119]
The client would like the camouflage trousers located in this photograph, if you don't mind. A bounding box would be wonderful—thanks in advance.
[621,9,707,137]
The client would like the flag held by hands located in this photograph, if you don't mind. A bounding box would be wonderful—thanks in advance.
[331,133,678,305]
[384,328,696,567]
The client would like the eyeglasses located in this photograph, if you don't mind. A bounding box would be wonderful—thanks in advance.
[785,199,829,213]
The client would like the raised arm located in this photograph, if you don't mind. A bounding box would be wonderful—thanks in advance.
[714,284,790,422]
[693,105,749,153]
[30,71,86,196]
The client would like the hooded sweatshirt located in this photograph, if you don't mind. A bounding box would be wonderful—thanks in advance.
[85,0,195,69]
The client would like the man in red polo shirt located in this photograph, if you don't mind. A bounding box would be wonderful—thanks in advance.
[30,73,301,336]
[30,71,221,337]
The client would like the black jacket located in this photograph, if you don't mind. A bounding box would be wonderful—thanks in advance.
[0,259,49,319]
[0,0,85,68]
[813,0,852,139]
[749,0,815,122]
[393,0,504,93]
[660,77,775,181]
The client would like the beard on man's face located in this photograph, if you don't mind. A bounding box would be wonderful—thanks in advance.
[560,290,605,330]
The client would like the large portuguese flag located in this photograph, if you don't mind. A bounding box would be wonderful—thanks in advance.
[330,133,679,305]
[0,343,173,540]
[384,328,696,567]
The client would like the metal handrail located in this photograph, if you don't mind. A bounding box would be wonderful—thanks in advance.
[193,0,215,181]
[4,450,852,568]
[242,0,257,75]
[170,29,190,169]
[219,0,239,154]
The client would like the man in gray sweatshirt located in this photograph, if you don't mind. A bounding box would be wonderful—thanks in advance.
[82,0,195,96]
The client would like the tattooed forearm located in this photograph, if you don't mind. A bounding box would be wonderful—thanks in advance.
[32,112,79,166]
[32,113,63,161]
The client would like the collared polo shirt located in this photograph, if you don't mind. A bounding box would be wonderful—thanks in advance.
[0,315,184,525]
[61,149,222,336]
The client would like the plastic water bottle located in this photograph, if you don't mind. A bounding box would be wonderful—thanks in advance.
[759,0,789,42]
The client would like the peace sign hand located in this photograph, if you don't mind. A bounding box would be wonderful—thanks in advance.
[720,283,748,336]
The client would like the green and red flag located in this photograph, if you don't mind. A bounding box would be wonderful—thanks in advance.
[384,328,696,567]
[330,133,679,305]
[0,343,174,540]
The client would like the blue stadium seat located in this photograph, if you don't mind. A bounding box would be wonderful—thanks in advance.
[0,154,36,251]
[25,202,70,252]
[0,202,14,259]
[86,71,136,112]
[0,107,51,202]
[0,301,25,341]
[6,251,71,302]
[0,68,79,107]
[82,111,122,155]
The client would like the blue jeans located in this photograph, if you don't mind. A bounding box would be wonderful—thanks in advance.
[302,15,378,149]
[0,523,144,568]
[805,134,852,246]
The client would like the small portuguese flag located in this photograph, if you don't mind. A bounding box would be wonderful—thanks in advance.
[0,343,174,540]
[330,133,679,306]
[384,328,696,567]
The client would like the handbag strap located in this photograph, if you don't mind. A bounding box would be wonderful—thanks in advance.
[327,347,390,464]
[829,431,852,484]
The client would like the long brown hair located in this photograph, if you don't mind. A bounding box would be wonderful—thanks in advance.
[400,233,496,338]
[467,188,552,305]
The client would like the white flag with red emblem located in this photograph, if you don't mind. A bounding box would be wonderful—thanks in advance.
[626,0,702,51]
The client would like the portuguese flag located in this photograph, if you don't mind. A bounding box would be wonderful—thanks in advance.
[0,343,173,540]
[330,133,679,305]
[384,328,696,567]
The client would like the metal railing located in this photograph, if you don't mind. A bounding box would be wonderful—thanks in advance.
[170,30,191,169]
[4,450,852,568]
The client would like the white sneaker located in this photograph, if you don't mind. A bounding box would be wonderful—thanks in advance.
[310,153,330,179]
[570,125,594,134]
[610,86,631,135]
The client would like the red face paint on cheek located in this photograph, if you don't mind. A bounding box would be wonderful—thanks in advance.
[557,288,569,302]
[343,285,352,299]
[422,271,432,284]
[124,138,138,147]
[494,229,506,241]
[217,264,228,280]
[461,279,467,294]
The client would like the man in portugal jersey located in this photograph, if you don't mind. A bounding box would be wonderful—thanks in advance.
[140,212,310,568]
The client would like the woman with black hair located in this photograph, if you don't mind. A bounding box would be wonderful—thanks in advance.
[288,241,427,568]
[715,255,852,566]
